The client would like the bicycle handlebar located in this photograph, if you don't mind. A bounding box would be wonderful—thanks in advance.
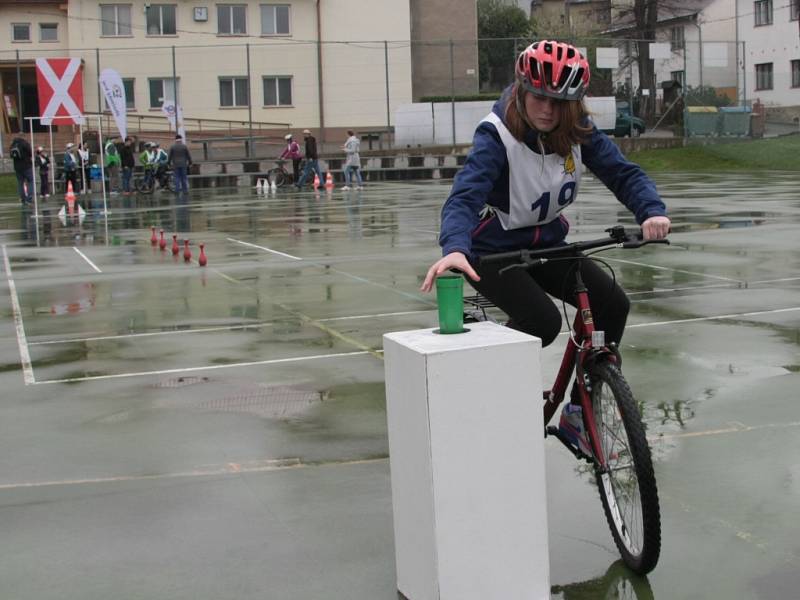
[476,225,669,267]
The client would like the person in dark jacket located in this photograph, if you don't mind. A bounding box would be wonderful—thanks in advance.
[9,136,33,204]
[62,142,79,196]
[35,146,51,198]
[294,129,324,189]
[119,136,136,195]
[168,134,192,193]
[420,41,671,454]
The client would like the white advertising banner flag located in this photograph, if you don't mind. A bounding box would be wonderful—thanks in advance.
[99,68,127,139]
[596,47,620,69]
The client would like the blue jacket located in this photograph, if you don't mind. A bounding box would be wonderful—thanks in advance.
[439,88,666,258]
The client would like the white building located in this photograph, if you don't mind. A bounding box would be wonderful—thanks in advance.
[605,0,738,103]
[735,0,800,111]
[1,0,415,137]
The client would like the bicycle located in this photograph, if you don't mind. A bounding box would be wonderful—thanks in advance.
[134,166,175,194]
[267,158,306,188]
[466,225,668,575]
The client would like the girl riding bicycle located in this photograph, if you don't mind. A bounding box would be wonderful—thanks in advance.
[421,40,670,451]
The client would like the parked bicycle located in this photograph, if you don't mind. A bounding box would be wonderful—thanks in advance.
[267,159,306,188]
[466,225,667,575]
[134,167,175,194]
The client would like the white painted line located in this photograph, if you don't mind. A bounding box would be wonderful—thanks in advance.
[604,257,742,283]
[0,456,388,491]
[28,309,434,346]
[2,245,35,385]
[626,306,800,329]
[28,322,276,346]
[227,237,302,261]
[33,349,372,385]
[73,247,102,273]
[554,306,800,337]
[319,309,432,322]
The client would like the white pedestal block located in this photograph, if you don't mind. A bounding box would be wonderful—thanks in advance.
[383,321,549,600]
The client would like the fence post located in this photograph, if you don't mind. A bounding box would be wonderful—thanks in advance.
[16,50,23,130]
[172,45,179,117]
[246,43,253,158]
[96,48,102,114]
[450,38,456,146]
[384,40,391,132]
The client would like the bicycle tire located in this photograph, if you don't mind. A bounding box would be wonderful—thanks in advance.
[589,361,661,575]
[135,175,154,194]
[268,168,286,188]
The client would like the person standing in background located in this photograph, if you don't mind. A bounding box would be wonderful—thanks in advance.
[279,133,303,183]
[77,142,90,194]
[35,146,51,198]
[120,136,136,196]
[9,136,33,205]
[168,134,192,194]
[341,130,363,191]
[294,129,324,189]
[104,136,121,195]
[63,142,79,196]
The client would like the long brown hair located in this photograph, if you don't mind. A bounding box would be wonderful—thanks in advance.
[504,83,592,157]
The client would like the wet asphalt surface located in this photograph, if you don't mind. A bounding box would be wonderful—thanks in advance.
[0,173,799,599]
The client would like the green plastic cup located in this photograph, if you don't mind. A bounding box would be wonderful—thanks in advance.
[436,275,465,334]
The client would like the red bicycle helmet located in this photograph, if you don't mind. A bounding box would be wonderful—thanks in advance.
[515,40,590,101]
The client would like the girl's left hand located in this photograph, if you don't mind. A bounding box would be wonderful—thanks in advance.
[642,216,671,240]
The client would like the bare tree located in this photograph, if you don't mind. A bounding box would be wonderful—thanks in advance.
[611,0,704,119]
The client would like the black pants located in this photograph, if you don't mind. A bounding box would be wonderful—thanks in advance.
[292,159,301,182]
[470,254,630,348]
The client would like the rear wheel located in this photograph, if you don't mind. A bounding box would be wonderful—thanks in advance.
[589,361,661,574]
[268,168,286,188]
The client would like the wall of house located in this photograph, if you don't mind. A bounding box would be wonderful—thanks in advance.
[737,0,800,107]
[2,0,414,131]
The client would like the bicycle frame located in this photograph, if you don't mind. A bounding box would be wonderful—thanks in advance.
[543,268,611,467]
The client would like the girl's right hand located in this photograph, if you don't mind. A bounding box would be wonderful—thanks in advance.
[420,252,480,292]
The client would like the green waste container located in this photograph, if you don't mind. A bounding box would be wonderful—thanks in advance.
[685,106,720,136]
[719,106,751,136]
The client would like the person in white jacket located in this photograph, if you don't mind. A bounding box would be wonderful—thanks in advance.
[341,130,363,190]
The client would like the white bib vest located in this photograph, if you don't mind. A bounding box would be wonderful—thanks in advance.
[480,112,582,231]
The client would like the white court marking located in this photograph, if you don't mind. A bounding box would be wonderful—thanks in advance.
[227,237,302,260]
[73,247,102,273]
[2,245,35,385]
[605,257,742,283]
[29,307,800,385]
[33,350,372,385]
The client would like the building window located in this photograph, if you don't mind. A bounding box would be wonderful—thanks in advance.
[263,76,292,106]
[12,23,31,42]
[146,5,177,35]
[754,0,772,26]
[104,78,136,111]
[148,78,179,108]
[100,5,132,36]
[670,26,684,51]
[792,60,800,88]
[261,4,290,35]
[40,23,58,42]
[755,63,773,90]
[219,77,249,107]
[791,0,799,20]
[671,70,685,88]
[217,5,247,34]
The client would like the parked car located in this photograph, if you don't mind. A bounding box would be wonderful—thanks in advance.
[603,101,646,137]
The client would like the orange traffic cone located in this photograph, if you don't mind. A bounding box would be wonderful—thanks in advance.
[65,181,76,212]
[324,171,334,190]
[313,173,320,189]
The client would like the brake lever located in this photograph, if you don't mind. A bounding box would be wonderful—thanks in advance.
[498,258,548,276]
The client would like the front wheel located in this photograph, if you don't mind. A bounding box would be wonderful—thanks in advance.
[268,168,286,188]
[589,362,661,574]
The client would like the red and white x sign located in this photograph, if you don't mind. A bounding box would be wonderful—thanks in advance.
[35,58,86,125]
